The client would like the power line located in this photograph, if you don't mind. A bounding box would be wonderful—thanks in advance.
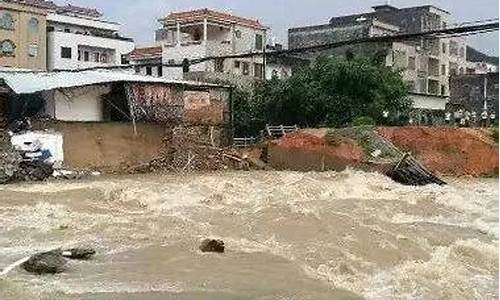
[52,21,499,72]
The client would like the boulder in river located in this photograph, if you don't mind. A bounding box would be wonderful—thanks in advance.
[21,250,67,274]
[61,247,96,260]
[199,239,225,253]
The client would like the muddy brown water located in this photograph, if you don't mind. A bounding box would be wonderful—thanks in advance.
[0,171,497,300]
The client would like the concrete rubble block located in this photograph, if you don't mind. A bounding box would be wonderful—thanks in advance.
[21,250,67,275]
[199,239,225,253]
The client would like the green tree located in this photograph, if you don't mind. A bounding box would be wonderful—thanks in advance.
[233,54,412,136]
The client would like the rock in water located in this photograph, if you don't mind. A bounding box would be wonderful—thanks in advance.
[199,239,225,253]
[61,248,96,260]
[21,251,67,274]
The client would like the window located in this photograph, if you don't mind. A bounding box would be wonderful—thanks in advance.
[235,30,242,38]
[28,17,39,33]
[0,13,14,30]
[255,34,263,50]
[134,66,140,74]
[459,67,464,74]
[442,43,446,54]
[61,47,72,59]
[93,52,100,63]
[441,85,446,95]
[168,59,175,65]
[193,29,201,41]
[146,66,152,75]
[28,44,38,57]
[121,54,129,65]
[0,40,15,56]
[100,53,108,63]
[215,58,224,73]
[47,26,55,32]
[157,66,163,77]
[84,51,89,62]
[234,61,240,68]
[242,62,250,75]
[254,63,263,78]
[408,57,416,70]
[441,64,446,76]
[64,28,71,33]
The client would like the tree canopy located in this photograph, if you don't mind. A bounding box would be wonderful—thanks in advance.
[233,55,412,137]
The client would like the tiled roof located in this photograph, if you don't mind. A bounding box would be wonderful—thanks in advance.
[55,4,102,18]
[161,8,266,30]
[4,0,102,18]
[3,0,57,9]
[129,46,163,60]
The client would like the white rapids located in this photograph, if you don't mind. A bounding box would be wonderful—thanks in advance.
[0,170,497,300]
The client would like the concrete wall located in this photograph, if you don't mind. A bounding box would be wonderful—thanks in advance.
[44,85,111,122]
[288,23,369,49]
[0,1,47,70]
[409,93,448,110]
[33,122,167,170]
[46,13,120,32]
[449,72,499,115]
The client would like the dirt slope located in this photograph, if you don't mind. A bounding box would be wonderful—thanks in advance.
[377,127,499,176]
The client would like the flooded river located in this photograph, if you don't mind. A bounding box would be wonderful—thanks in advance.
[0,170,497,299]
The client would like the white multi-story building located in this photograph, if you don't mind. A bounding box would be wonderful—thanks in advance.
[46,5,134,71]
[133,9,268,84]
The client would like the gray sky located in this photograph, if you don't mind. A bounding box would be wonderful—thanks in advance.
[55,0,499,56]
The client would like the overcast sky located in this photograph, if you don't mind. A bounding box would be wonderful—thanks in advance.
[55,0,499,56]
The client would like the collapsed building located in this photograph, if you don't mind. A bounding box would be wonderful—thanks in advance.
[0,68,233,171]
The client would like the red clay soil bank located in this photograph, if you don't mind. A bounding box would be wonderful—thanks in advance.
[273,133,364,162]
[377,127,499,176]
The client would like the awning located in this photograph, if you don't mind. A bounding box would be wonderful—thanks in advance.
[0,68,228,94]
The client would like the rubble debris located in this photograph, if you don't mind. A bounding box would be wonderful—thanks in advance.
[0,131,54,183]
[52,169,101,180]
[386,153,447,186]
[61,247,96,260]
[0,132,21,184]
[199,239,225,253]
[21,250,67,274]
[15,161,54,182]
[129,126,250,173]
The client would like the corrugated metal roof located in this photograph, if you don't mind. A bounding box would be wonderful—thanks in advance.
[0,69,229,94]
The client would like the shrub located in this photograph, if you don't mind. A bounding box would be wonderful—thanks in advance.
[490,127,499,143]
[352,116,376,126]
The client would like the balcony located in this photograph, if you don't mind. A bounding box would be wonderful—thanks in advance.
[160,21,233,60]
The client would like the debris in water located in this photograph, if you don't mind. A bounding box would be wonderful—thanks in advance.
[199,239,225,253]
[61,248,96,260]
[386,153,447,186]
[21,250,67,274]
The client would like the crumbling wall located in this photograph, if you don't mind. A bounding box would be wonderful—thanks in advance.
[127,83,231,127]
[288,24,369,49]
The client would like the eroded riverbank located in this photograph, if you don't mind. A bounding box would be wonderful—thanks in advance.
[0,171,498,299]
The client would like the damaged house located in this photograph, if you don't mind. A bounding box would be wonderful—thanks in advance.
[0,68,232,170]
